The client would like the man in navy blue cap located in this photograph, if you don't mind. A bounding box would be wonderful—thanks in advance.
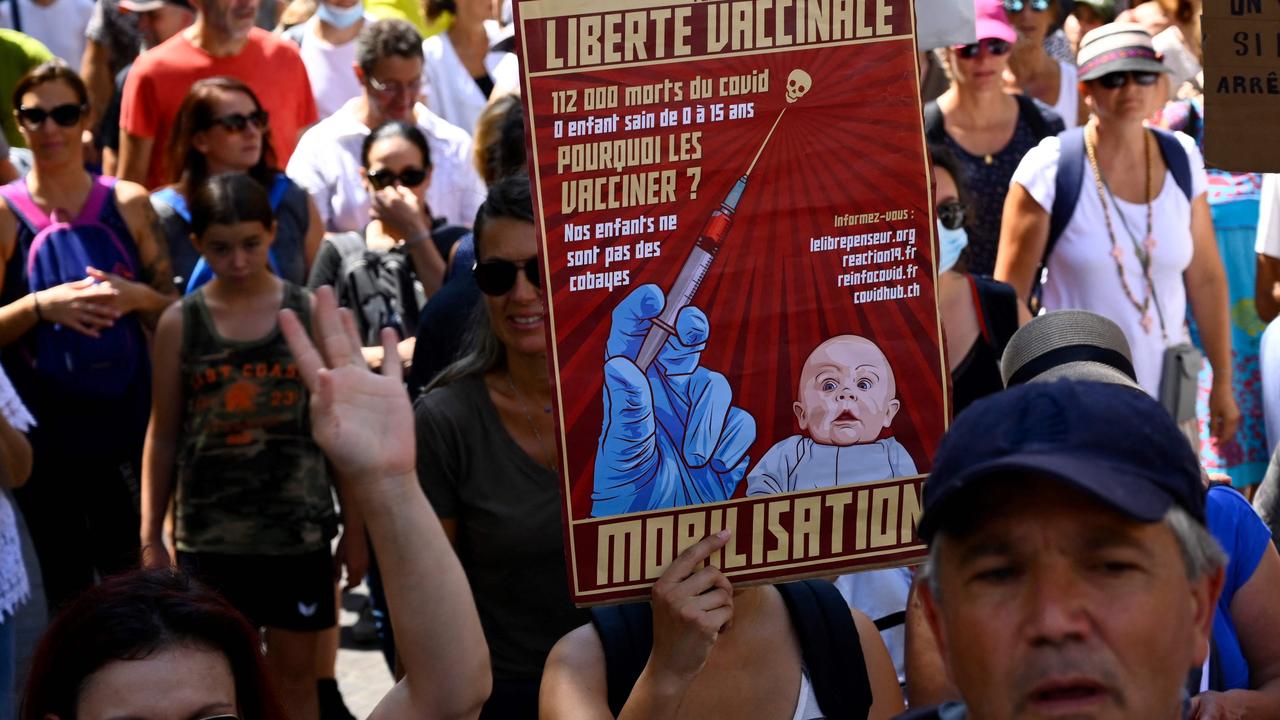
[902,380,1225,720]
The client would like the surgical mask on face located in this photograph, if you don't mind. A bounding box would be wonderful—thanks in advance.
[937,218,969,273]
[316,0,363,28]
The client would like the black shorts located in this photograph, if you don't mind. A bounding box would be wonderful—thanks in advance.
[177,547,336,631]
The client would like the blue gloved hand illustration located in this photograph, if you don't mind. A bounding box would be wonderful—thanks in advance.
[592,284,756,517]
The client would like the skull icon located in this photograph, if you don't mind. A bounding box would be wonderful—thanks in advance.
[785,69,811,104]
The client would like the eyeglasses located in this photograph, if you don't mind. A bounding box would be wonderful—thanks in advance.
[1095,71,1160,89]
[474,258,540,296]
[367,76,421,96]
[937,200,968,230]
[1004,0,1050,12]
[368,167,428,190]
[953,38,1012,59]
[16,103,87,129]
[206,110,269,133]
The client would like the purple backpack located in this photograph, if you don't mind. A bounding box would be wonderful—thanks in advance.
[0,176,143,398]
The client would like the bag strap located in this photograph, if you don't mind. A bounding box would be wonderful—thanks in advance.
[776,580,873,719]
[268,173,291,209]
[1150,127,1194,201]
[0,178,48,231]
[969,276,1020,356]
[152,186,191,223]
[1048,127,1085,254]
[589,602,654,717]
[923,101,946,146]
[1015,94,1050,141]
[77,175,116,224]
[7,0,21,33]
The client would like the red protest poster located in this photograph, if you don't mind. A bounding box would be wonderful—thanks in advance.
[515,0,945,605]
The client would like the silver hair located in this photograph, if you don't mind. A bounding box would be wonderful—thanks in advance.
[919,505,1226,601]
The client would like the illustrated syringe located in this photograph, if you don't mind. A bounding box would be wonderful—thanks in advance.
[633,70,811,372]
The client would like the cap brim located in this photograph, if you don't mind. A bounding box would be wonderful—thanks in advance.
[918,451,1175,541]
[1079,57,1171,81]
[1029,361,1142,390]
[119,0,166,10]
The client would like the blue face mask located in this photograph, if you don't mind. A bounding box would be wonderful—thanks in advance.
[937,218,969,273]
[316,0,364,29]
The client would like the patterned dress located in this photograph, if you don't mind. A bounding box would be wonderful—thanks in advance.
[1158,96,1269,487]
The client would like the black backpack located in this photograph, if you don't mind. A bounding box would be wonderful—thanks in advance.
[590,579,873,719]
[324,232,416,345]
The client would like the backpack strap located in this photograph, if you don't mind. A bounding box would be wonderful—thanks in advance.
[7,0,21,33]
[923,102,946,146]
[589,602,655,718]
[268,173,291,209]
[969,276,1020,356]
[776,580,874,719]
[1015,94,1049,141]
[152,186,191,223]
[0,178,48,231]
[77,175,116,224]
[1047,127,1085,261]
[1150,127,1194,201]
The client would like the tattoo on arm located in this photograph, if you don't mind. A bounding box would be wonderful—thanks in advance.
[140,201,177,296]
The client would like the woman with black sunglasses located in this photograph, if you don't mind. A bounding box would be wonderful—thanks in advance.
[306,120,464,371]
[1003,0,1085,127]
[415,172,588,720]
[996,23,1239,445]
[930,145,1027,416]
[154,77,323,293]
[0,62,177,612]
[923,0,1064,277]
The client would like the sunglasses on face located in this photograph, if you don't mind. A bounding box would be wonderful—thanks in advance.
[953,38,1012,59]
[367,76,422,96]
[474,258,541,296]
[206,110,269,133]
[937,200,968,230]
[16,103,87,129]
[1004,0,1050,11]
[368,167,428,190]
[1095,71,1160,89]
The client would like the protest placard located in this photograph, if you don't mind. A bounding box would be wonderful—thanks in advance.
[1203,0,1280,172]
[514,0,947,605]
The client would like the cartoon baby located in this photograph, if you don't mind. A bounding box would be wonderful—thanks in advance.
[746,335,917,495]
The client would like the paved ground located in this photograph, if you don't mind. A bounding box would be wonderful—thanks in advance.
[335,586,395,716]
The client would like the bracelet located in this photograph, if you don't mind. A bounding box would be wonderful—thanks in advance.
[32,291,42,322]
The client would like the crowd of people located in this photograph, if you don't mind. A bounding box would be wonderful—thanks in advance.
[1,0,1280,717]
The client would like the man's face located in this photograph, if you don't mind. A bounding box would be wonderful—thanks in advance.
[198,0,259,40]
[362,55,423,123]
[920,479,1222,720]
[793,336,899,446]
[136,3,195,47]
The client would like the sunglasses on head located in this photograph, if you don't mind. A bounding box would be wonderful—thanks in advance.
[1004,0,1050,11]
[474,258,540,296]
[1095,71,1160,89]
[368,167,428,190]
[954,38,1012,59]
[937,200,968,230]
[207,110,269,133]
[16,103,87,129]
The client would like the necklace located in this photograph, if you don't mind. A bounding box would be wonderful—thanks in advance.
[506,373,557,471]
[1084,122,1165,339]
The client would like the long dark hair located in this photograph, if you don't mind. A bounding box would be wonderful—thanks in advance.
[21,569,285,720]
[166,77,278,196]
[361,120,432,169]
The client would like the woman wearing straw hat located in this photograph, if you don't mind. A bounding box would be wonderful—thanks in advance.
[995,23,1239,446]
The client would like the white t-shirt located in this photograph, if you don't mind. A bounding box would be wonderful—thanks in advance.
[0,366,34,620]
[1052,61,1079,130]
[422,20,520,135]
[0,0,94,70]
[1255,174,1280,259]
[286,98,486,231]
[298,15,364,120]
[1012,132,1208,395]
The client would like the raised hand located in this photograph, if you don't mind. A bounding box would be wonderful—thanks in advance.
[592,284,756,517]
[647,532,735,684]
[279,285,415,483]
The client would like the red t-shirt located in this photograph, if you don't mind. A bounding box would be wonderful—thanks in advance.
[120,28,318,189]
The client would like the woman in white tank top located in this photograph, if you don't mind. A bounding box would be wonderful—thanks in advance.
[1003,0,1085,128]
